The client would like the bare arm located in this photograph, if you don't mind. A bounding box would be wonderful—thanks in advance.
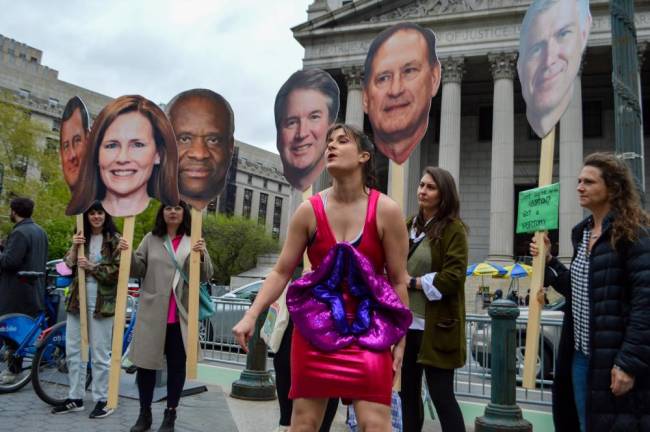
[233,201,314,349]
[377,195,409,306]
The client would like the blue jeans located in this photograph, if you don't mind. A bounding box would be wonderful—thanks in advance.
[572,350,589,432]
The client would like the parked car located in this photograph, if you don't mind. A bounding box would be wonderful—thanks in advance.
[202,280,263,348]
[471,297,564,382]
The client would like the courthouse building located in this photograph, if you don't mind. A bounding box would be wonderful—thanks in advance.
[293,0,650,265]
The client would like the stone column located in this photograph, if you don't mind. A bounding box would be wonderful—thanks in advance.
[558,72,584,264]
[487,52,517,264]
[343,66,364,129]
[438,57,465,184]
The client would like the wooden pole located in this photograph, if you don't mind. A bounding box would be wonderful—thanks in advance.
[75,215,89,363]
[107,216,135,409]
[522,127,555,389]
[388,161,406,213]
[186,208,202,379]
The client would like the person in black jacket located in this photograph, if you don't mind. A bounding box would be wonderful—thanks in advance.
[531,152,650,432]
[0,197,49,385]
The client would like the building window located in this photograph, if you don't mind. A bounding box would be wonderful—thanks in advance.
[222,184,236,216]
[272,197,283,239]
[643,98,649,137]
[247,174,253,185]
[478,106,493,141]
[243,188,253,219]
[18,88,30,98]
[263,179,268,188]
[258,193,268,225]
[48,97,59,108]
[51,118,61,132]
[583,101,602,138]
[278,183,282,193]
[46,138,58,153]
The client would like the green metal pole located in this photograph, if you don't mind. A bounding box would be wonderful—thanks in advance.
[230,304,276,401]
[610,0,644,192]
[475,299,532,432]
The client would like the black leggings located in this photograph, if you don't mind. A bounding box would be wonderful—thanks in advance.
[274,319,338,430]
[136,323,186,409]
[399,330,465,432]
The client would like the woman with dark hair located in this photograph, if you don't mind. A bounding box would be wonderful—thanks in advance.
[51,201,121,418]
[400,167,468,432]
[66,95,179,217]
[531,152,650,432]
[123,201,213,432]
[234,123,411,431]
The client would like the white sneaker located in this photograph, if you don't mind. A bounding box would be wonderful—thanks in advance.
[0,371,17,385]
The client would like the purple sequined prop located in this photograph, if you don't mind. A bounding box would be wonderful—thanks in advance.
[287,243,412,352]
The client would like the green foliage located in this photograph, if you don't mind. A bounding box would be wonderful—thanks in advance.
[114,199,159,248]
[203,213,279,284]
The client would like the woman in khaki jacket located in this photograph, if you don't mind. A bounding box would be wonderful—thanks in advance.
[400,167,469,432]
[122,201,213,432]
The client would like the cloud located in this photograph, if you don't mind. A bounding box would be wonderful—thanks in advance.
[0,0,308,153]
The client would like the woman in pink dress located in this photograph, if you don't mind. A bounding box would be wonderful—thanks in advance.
[234,123,411,431]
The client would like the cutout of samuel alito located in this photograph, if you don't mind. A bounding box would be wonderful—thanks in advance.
[167,89,235,210]
[60,96,90,195]
[517,0,591,139]
[275,69,340,191]
[363,22,441,165]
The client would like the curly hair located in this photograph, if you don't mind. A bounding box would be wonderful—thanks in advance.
[583,152,650,247]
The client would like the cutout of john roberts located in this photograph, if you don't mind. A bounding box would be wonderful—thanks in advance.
[275,69,340,191]
[166,89,235,210]
[517,0,591,138]
[363,22,441,165]
[66,95,179,217]
[60,96,90,194]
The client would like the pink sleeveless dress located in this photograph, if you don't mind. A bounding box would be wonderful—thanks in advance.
[288,189,409,406]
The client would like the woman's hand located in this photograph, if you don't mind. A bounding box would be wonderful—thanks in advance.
[72,232,85,246]
[392,337,406,373]
[118,238,130,252]
[77,256,95,271]
[232,312,257,352]
[611,366,635,396]
[192,238,207,257]
[529,234,551,261]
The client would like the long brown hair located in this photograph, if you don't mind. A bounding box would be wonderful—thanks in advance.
[325,123,377,189]
[583,152,649,247]
[414,166,467,241]
[66,95,179,215]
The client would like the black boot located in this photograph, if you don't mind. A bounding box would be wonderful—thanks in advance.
[157,408,177,432]
[130,407,152,432]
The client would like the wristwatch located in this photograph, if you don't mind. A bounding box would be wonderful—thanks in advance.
[409,277,417,290]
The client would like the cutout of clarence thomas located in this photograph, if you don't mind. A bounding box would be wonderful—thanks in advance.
[166,89,235,210]
[60,96,90,194]
[518,0,591,139]
[363,23,441,165]
[275,69,340,191]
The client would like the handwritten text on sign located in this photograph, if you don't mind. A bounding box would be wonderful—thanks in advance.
[516,183,560,234]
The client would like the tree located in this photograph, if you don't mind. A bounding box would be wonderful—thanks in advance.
[203,213,279,284]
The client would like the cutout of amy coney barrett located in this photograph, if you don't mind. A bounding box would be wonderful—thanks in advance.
[517,0,591,139]
[363,22,441,165]
[166,89,235,210]
[60,96,91,195]
[274,69,340,191]
[66,95,179,217]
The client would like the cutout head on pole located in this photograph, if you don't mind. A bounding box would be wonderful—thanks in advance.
[167,89,235,210]
[60,96,90,196]
[363,22,441,165]
[66,95,180,217]
[517,0,591,138]
[274,69,340,191]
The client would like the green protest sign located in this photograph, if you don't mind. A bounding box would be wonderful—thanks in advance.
[516,183,560,234]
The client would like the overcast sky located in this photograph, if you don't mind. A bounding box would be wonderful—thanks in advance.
[0,0,311,154]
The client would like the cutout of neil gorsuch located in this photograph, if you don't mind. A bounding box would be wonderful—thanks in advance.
[60,96,90,195]
[517,0,591,138]
[363,23,441,165]
[167,89,235,210]
[274,69,340,191]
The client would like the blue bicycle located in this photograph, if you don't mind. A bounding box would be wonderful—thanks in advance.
[0,270,68,394]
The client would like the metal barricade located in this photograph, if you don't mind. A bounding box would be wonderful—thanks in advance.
[459,313,562,407]
[200,297,253,366]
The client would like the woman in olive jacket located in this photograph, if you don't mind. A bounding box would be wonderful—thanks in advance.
[400,167,469,432]
[532,153,650,432]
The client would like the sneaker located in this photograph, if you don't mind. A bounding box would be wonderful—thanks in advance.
[51,399,84,414]
[0,371,17,385]
[89,401,114,419]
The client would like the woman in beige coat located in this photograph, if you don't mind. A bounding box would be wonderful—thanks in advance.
[123,201,213,432]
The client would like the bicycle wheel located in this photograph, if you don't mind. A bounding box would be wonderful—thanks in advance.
[0,336,32,393]
[31,323,86,406]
